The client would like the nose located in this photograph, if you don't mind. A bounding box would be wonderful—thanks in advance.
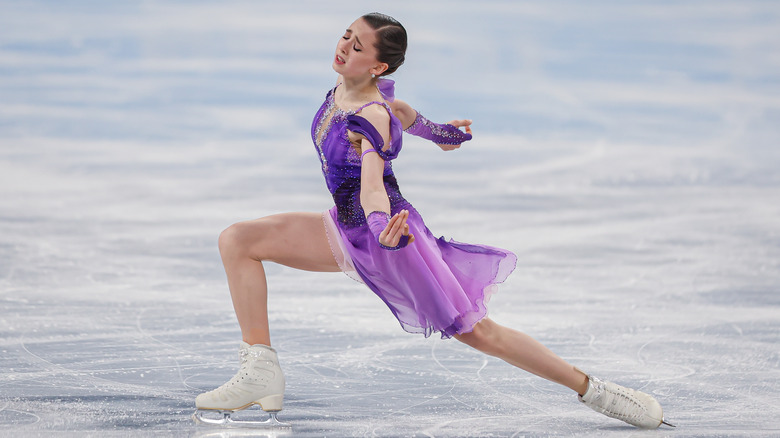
[337,38,349,54]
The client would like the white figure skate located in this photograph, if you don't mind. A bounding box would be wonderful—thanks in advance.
[193,342,289,428]
[578,374,675,429]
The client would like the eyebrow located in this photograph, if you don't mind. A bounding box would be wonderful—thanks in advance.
[345,29,363,47]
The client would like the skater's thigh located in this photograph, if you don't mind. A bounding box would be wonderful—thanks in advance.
[226,212,340,272]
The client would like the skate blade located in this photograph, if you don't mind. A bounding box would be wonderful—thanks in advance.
[661,418,676,428]
[193,409,291,429]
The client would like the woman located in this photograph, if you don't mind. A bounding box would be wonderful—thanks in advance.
[193,12,671,430]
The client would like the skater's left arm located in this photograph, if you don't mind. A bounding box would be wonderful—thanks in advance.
[390,98,473,151]
[388,98,417,130]
[354,105,392,217]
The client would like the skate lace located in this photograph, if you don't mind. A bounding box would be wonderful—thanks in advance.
[598,383,647,422]
[210,349,270,396]
[212,365,248,395]
[240,348,269,361]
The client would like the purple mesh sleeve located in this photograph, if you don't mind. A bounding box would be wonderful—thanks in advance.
[403,112,472,145]
[366,211,410,251]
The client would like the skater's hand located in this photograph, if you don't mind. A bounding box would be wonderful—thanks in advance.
[437,119,472,151]
[379,210,415,248]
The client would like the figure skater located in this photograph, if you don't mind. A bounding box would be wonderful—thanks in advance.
[193,12,672,429]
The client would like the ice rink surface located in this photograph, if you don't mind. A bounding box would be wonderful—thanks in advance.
[1,1,779,436]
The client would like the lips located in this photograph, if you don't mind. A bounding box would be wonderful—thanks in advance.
[335,55,345,65]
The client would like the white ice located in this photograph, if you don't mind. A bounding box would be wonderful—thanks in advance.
[1,1,779,437]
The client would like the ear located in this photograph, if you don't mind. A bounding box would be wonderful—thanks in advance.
[370,62,389,77]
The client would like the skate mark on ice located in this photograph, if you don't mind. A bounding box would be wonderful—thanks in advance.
[184,369,238,392]
[430,341,459,377]
[636,339,697,382]
[429,343,480,409]
[430,340,554,416]
[432,340,543,409]
[14,330,193,398]
[587,333,597,351]
[15,331,110,392]
[289,384,439,407]
[419,414,540,437]
[295,362,352,382]
[276,337,459,412]
[2,346,211,389]
[472,355,550,415]
[133,308,194,391]
[633,337,670,391]
[0,401,41,427]
[354,338,430,373]
[380,381,458,418]
[441,356,513,411]
[430,340,489,378]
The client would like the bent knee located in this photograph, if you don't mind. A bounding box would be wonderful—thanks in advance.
[218,218,279,259]
[218,223,245,255]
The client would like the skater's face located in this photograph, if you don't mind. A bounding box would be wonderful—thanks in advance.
[333,18,388,78]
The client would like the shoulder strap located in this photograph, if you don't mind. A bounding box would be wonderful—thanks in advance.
[354,100,385,114]
[346,113,403,161]
[347,101,404,161]
[346,114,385,152]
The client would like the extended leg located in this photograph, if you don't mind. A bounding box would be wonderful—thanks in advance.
[454,318,588,394]
[455,318,670,428]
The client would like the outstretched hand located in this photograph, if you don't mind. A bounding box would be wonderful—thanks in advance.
[437,119,472,151]
[379,210,416,248]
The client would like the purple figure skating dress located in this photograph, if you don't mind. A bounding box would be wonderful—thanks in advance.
[313,79,517,338]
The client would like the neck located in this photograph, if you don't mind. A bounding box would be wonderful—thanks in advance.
[339,75,379,105]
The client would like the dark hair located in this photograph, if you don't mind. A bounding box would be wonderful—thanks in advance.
[361,12,407,76]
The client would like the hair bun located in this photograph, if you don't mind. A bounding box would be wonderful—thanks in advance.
[361,13,408,76]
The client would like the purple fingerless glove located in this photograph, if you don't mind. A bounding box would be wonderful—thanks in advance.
[367,211,410,251]
[403,111,472,145]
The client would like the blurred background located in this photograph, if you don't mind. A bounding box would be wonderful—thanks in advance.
[1,1,778,436]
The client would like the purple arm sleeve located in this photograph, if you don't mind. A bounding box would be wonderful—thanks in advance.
[403,111,472,145]
[366,211,410,251]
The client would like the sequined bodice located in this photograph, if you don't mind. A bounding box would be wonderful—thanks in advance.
[311,86,410,231]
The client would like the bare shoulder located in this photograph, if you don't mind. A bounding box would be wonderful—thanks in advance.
[387,98,416,129]
[356,103,390,126]
[388,98,412,117]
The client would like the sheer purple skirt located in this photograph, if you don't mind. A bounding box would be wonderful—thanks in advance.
[323,206,517,339]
